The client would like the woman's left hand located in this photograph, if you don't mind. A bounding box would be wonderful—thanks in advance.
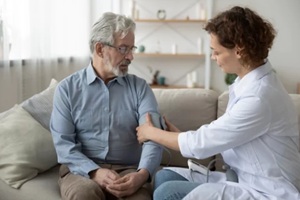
[136,113,154,143]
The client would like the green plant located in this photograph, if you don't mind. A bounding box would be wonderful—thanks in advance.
[225,73,237,85]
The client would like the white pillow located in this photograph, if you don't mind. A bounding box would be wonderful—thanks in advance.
[0,104,18,120]
[21,79,58,130]
[0,105,57,189]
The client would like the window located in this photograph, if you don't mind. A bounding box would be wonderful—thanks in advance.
[0,0,91,60]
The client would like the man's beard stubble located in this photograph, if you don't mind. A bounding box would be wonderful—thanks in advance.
[108,59,131,77]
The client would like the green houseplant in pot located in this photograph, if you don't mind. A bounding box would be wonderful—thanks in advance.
[225,73,237,85]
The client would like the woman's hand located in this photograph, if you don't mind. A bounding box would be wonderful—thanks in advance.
[137,113,181,151]
[163,115,180,132]
[136,113,155,143]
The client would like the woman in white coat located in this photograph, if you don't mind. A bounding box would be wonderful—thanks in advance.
[136,6,300,200]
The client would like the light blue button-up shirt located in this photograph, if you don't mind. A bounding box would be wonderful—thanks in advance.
[50,63,164,178]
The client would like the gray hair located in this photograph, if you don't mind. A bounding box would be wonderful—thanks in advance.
[89,12,136,53]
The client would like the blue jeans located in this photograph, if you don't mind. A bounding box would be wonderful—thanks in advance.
[154,169,200,200]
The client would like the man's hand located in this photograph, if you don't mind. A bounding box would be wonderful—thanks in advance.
[90,168,121,189]
[106,169,149,198]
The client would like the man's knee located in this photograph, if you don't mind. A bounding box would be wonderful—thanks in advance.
[60,175,105,200]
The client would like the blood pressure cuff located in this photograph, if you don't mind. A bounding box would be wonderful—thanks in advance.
[139,112,166,130]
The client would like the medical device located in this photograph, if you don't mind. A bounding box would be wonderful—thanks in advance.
[188,159,208,174]
[188,159,238,183]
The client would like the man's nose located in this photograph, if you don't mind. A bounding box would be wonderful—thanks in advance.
[125,51,134,60]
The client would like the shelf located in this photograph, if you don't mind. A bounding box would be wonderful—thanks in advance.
[135,19,207,23]
[150,84,202,89]
[134,53,205,58]
[130,0,213,89]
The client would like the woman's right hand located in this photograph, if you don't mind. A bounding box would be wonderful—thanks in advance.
[163,116,180,132]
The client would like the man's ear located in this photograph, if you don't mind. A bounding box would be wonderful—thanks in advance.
[95,43,104,57]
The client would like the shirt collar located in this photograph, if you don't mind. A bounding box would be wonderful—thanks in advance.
[86,61,127,86]
[232,59,273,97]
[86,62,97,85]
[116,76,126,86]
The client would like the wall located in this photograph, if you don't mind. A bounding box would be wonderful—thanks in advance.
[93,0,300,94]
[124,0,213,89]
[1,0,299,112]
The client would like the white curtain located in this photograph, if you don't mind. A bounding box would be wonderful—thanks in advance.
[0,0,95,112]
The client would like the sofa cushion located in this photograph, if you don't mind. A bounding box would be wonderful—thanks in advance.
[217,91,229,118]
[153,88,218,131]
[0,165,61,200]
[21,79,58,131]
[0,105,57,189]
[152,88,219,167]
[0,106,15,120]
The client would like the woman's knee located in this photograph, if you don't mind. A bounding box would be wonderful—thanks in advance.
[154,181,192,200]
[154,169,187,190]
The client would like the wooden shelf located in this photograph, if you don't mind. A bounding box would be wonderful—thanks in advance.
[135,19,206,23]
[134,53,205,58]
[131,0,213,89]
[150,84,202,89]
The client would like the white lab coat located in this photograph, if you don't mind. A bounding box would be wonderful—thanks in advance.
[170,61,300,200]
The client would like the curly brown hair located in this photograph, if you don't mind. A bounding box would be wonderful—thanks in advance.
[204,6,276,67]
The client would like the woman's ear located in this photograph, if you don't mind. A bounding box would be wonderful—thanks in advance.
[95,43,103,57]
[235,46,242,59]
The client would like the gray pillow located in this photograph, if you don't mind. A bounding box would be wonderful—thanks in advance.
[21,79,58,130]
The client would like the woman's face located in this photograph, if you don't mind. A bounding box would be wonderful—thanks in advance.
[210,33,243,75]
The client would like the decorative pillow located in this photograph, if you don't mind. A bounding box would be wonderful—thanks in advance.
[21,79,58,130]
[0,105,57,189]
[0,104,18,120]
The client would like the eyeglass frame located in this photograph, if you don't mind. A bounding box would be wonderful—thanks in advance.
[103,43,137,55]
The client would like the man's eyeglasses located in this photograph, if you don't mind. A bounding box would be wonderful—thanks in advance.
[104,43,137,55]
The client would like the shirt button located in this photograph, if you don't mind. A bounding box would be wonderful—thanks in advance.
[104,108,109,112]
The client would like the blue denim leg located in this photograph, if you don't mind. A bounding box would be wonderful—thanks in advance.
[154,181,200,200]
[154,169,188,190]
[153,169,200,200]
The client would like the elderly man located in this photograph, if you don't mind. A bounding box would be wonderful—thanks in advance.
[50,12,164,200]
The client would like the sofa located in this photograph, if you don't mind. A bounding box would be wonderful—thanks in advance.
[0,79,299,200]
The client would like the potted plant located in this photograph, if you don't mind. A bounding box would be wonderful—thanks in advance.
[225,73,237,85]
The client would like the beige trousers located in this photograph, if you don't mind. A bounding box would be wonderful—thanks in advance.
[58,164,152,200]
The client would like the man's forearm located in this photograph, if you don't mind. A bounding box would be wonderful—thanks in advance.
[137,168,150,183]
